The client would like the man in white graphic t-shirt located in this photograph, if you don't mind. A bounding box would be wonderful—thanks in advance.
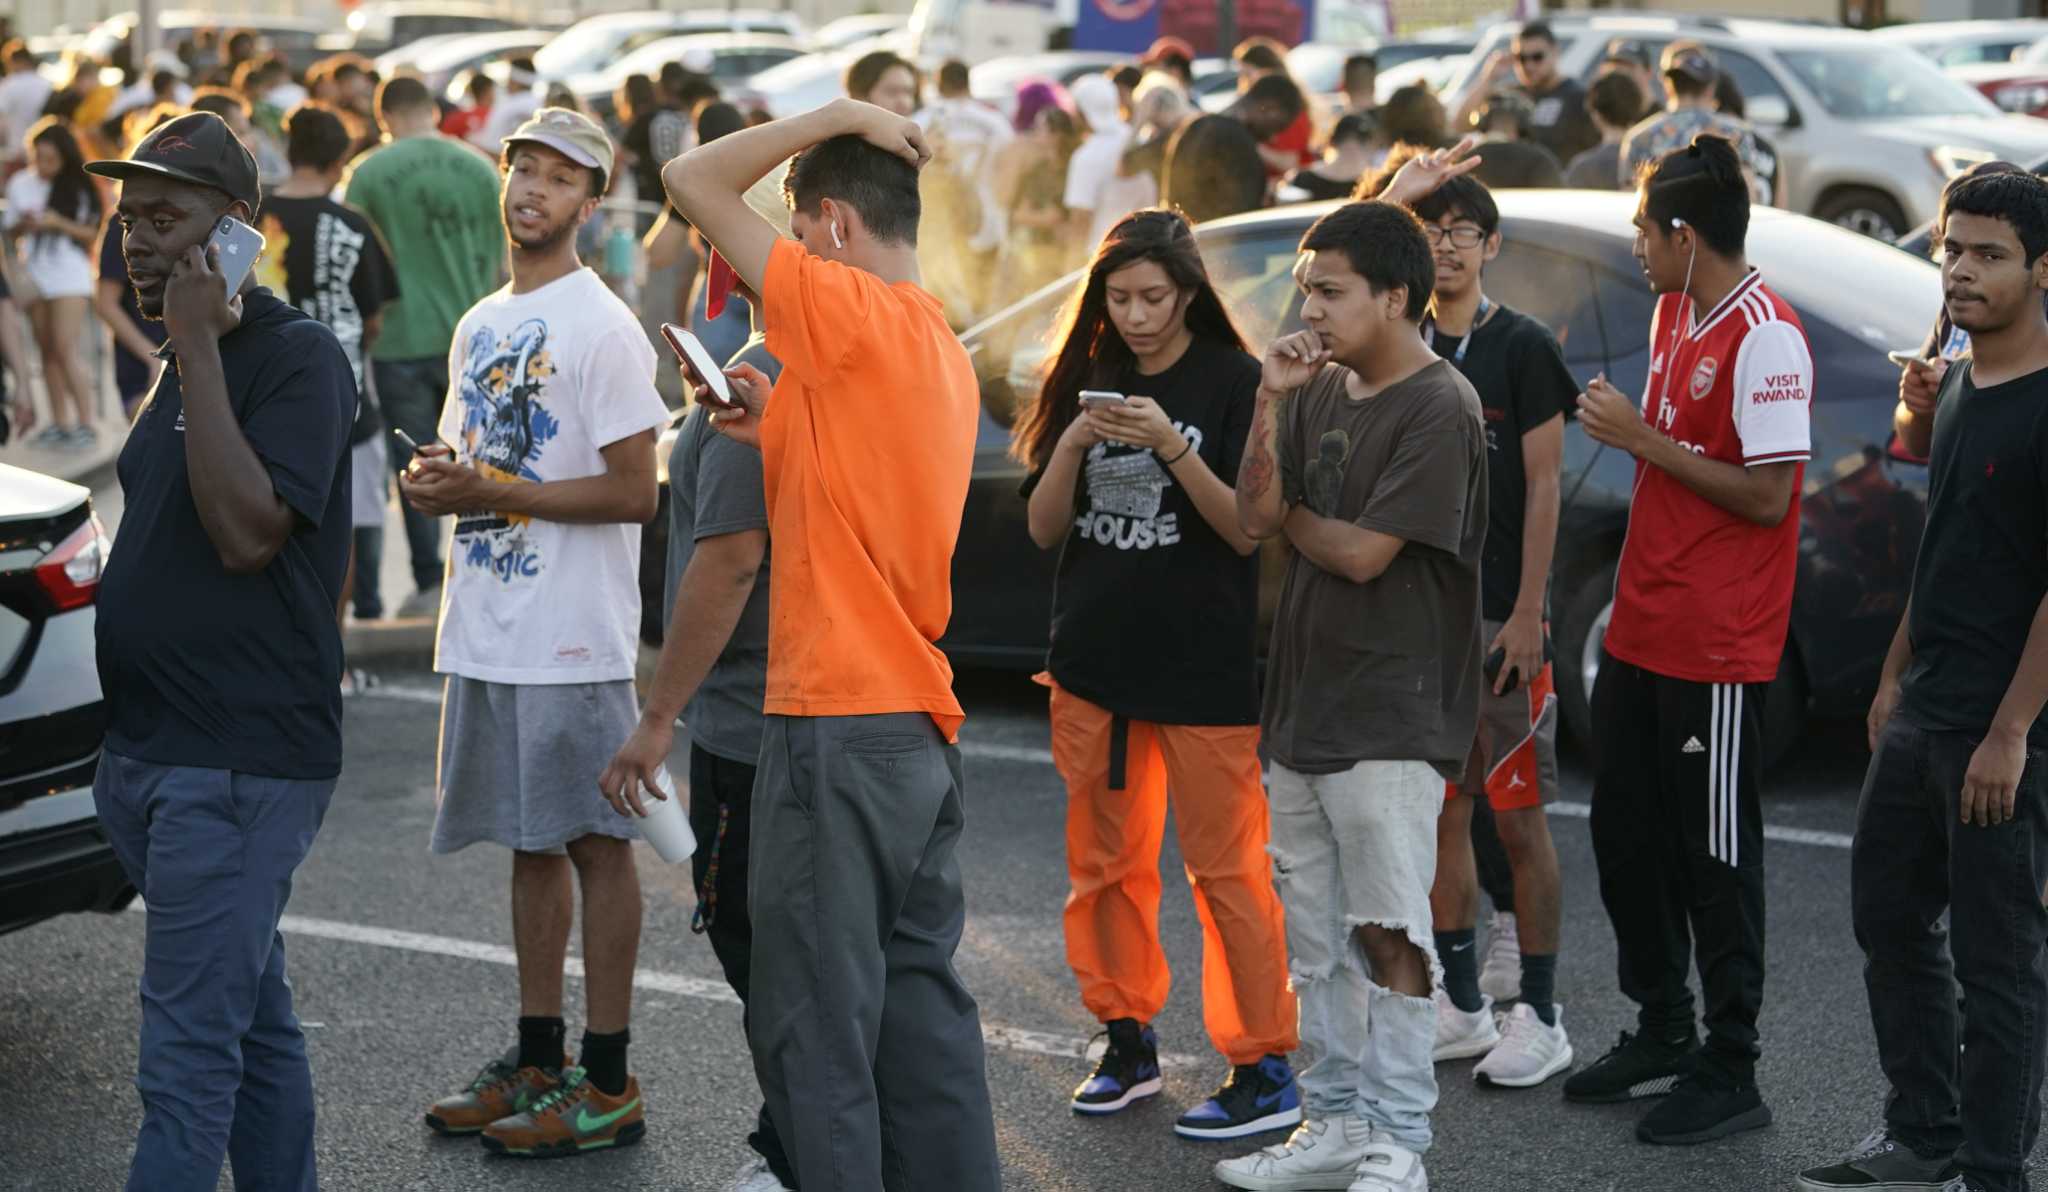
[398,107,669,1159]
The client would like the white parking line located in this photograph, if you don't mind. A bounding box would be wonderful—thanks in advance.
[126,902,1200,1070]
[358,682,1853,850]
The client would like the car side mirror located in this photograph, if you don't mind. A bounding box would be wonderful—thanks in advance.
[1749,94,1797,130]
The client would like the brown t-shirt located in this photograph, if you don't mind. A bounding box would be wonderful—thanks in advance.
[1261,359,1487,779]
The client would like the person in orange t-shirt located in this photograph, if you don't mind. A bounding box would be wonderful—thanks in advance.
[663,98,1000,1191]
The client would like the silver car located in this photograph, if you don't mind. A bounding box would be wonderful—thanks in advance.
[1447,14,2048,240]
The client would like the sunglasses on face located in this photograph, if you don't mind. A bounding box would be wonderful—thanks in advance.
[1516,50,1550,64]
[1424,225,1488,248]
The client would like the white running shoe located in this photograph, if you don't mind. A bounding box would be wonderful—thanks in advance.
[1474,1002,1574,1088]
[1478,910,1521,1003]
[1432,989,1501,1062]
[1214,1116,1377,1192]
[1347,1138,1429,1192]
[721,1156,793,1192]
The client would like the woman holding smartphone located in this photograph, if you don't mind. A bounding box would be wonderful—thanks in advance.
[1011,208,1299,1141]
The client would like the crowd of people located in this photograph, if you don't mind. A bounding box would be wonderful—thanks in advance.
[49,11,2048,1192]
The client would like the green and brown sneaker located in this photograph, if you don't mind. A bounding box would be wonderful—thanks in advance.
[424,1048,559,1136]
[480,1066,646,1158]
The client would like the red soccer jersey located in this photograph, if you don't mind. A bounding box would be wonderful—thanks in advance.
[1605,271,1813,686]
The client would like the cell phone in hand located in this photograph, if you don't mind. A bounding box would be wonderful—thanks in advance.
[204,215,265,297]
[1887,349,1923,369]
[1484,646,1521,694]
[1078,390,1127,409]
[661,323,738,411]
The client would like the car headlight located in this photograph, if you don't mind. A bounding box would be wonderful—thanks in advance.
[1930,144,1997,178]
[1993,83,2048,113]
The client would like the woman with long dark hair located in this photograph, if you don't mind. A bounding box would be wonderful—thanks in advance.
[5,117,102,445]
[1012,207,1300,1140]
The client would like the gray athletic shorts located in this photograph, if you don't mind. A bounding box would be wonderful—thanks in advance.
[430,676,642,855]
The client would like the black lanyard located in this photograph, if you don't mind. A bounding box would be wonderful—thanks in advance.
[1425,297,1491,366]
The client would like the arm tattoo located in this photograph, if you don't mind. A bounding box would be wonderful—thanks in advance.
[1240,396,1279,499]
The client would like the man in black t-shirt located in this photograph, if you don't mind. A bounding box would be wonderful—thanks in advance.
[256,104,398,627]
[1800,171,2048,1192]
[86,111,356,1192]
[1396,174,1578,1090]
[1468,22,1598,166]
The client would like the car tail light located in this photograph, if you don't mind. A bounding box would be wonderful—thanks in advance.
[35,515,110,611]
[1993,82,2048,113]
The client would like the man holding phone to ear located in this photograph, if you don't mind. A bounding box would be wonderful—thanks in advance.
[85,110,357,1192]
[664,97,1002,1189]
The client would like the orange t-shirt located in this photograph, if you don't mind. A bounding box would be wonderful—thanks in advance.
[759,237,977,739]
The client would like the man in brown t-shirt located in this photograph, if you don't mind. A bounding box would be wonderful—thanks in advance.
[1219,196,1486,1192]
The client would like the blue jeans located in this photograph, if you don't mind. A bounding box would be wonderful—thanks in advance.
[93,750,335,1192]
[372,355,450,594]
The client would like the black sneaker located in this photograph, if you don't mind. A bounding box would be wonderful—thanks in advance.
[1636,1072,1772,1145]
[1172,1054,1302,1140]
[1071,1018,1162,1115]
[1562,1029,1696,1104]
[1796,1126,1956,1190]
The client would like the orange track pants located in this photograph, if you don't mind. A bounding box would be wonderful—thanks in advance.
[1046,680,1299,1065]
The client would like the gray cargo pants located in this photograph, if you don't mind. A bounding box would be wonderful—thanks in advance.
[749,712,1002,1192]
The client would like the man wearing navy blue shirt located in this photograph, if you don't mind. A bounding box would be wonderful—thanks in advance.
[86,111,356,1192]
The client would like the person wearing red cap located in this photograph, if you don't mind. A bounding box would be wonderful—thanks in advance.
[1143,36,1198,96]
[665,95,1001,1190]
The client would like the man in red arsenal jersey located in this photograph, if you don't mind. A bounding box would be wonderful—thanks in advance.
[1565,135,1813,1146]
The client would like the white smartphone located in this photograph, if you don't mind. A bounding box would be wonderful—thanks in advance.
[1886,349,1922,369]
[1078,390,1126,408]
[660,322,737,410]
[205,215,266,296]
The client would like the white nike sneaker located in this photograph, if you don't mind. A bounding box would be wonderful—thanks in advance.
[1473,1002,1574,1088]
[1214,1116,1377,1192]
[1347,1138,1429,1192]
[1478,910,1521,1003]
[1432,989,1501,1062]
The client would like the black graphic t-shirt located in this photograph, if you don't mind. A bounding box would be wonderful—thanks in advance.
[1026,337,1262,725]
[1428,304,1577,620]
[255,195,399,444]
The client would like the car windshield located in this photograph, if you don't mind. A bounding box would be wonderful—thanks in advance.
[534,20,650,78]
[1779,46,1998,118]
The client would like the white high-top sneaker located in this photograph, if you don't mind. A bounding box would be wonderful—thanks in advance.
[1215,1116,1377,1192]
[1347,1137,1429,1192]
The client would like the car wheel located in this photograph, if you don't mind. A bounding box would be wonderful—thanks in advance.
[1816,187,1907,242]
[1553,558,1616,755]
[1759,643,1809,772]
[1551,558,1808,771]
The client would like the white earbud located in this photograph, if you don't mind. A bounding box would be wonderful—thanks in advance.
[830,221,844,249]
[1670,218,1685,230]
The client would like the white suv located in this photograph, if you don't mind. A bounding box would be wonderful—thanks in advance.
[1447,14,2048,240]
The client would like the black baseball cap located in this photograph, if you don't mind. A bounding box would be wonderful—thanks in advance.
[84,112,260,208]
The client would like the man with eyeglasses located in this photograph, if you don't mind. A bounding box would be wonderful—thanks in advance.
[1464,22,1600,167]
[1387,172,1579,1090]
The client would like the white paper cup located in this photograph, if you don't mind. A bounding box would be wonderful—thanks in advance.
[634,765,696,863]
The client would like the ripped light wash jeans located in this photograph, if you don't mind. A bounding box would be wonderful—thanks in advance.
[1268,759,1442,1153]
